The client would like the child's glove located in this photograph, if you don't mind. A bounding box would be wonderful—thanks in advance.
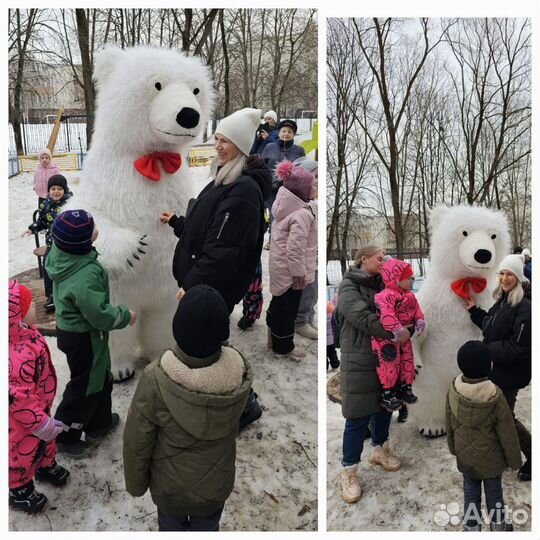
[415,320,426,335]
[292,276,306,290]
[33,417,65,442]
[391,327,410,343]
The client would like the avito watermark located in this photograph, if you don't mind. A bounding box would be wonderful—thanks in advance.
[434,502,529,527]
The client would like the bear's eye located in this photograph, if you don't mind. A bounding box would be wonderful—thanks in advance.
[462,231,468,237]
[155,82,162,91]
[491,234,496,239]
[193,88,200,95]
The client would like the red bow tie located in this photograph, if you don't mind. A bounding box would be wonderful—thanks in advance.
[134,152,182,181]
[451,277,487,299]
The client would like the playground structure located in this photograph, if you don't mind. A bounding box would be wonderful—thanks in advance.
[10,116,319,176]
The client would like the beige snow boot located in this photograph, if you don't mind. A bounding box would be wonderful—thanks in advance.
[369,441,401,471]
[340,465,362,503]
[296,323,318,340]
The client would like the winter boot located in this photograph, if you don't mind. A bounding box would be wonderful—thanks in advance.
[369,441,401,471]
[267,327,272,349]
[397,383,418,404]
[44,295,55,312]
[35,461,70,486]
[9,482,47,514]
[86,413,120,439]
[239,391,262,432]
[238,316,255,330]
[340,465,362,503]
[397,404,408,423]
[381,389,402,412]
[518,455,531,481]
[57,439,96,459]
[295,324,318,340]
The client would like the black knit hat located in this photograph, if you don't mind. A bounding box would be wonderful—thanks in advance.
[172,285,230,364]
[277,119,298,133]
[51,209,95,255]
[457,341,492,379]
[47,174,68,192]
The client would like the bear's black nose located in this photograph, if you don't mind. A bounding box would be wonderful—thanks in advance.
[474,249,492,264]
[176,108,200,129]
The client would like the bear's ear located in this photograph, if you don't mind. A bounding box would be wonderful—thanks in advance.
[93,46,125,85]
[428,205,450,232]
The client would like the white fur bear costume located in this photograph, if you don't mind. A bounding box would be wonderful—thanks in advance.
[412,205,510,437]
[66,46,215,379]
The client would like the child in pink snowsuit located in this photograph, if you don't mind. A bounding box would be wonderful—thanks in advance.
[9,280,70,514]
[372,259,425,412]
[33,148,60,206]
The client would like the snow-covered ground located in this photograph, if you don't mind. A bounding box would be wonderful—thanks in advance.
[8,168,318,532]
[326,366,531,531]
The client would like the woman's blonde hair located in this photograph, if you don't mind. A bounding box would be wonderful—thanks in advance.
[493,280,525,306]
[211,153,247,186]
[354,245,384,268]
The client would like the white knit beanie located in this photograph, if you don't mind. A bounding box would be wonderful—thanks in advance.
[498,254,526,283]
[215,108,262,156]
[264,110,277,123]
[294,156,318,173]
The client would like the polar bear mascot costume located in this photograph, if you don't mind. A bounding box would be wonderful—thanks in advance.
[66,46,214,380]
[412,205,510,437]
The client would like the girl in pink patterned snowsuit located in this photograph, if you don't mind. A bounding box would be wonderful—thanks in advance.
[9,280,69,514]
[372,259,425,412]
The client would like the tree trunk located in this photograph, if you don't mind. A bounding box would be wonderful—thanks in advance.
[75,9,96,148]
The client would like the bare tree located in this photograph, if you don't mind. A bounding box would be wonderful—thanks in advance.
[75,9,96,147]
[8,8,39,155]
[444,18,531,205]
[350,18,448,256]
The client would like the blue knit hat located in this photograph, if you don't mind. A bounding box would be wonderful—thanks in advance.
[51,209,95,254]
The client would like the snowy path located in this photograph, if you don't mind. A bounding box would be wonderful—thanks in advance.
[8,169,318,532]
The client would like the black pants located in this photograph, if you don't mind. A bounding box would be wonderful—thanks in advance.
[266,287,302,354]
[55,329,113,444]
[501,387,531,458]
[43,246,53,298]
[327,344,339,368]
[463,475,504,527]
[157,505,224,531]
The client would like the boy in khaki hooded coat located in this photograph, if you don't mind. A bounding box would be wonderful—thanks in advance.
[446,341,522,531]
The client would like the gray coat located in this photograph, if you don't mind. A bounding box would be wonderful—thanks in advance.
[337,267,393,419]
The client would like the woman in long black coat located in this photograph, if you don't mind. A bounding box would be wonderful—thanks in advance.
[160,107,271,431]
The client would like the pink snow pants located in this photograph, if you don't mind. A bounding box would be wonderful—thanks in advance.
[9,436,57,489]
[372,337,415,389]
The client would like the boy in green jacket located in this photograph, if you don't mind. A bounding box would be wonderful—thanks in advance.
[123,284,253,531]
[45,209,137,458]
[446,341,522,532]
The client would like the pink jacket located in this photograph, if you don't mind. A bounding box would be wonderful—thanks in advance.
[374,259,424,333]
[269,187,317,296]
[33,162,60,198]
[9,281,57,472]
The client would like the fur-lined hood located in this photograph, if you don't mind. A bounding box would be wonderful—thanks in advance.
[448,374,499,428]
[152,346,253,440]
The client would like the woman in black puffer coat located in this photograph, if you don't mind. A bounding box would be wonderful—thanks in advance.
[160,108,271,433]
[161,108,272,313]
[462,253,531,482]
